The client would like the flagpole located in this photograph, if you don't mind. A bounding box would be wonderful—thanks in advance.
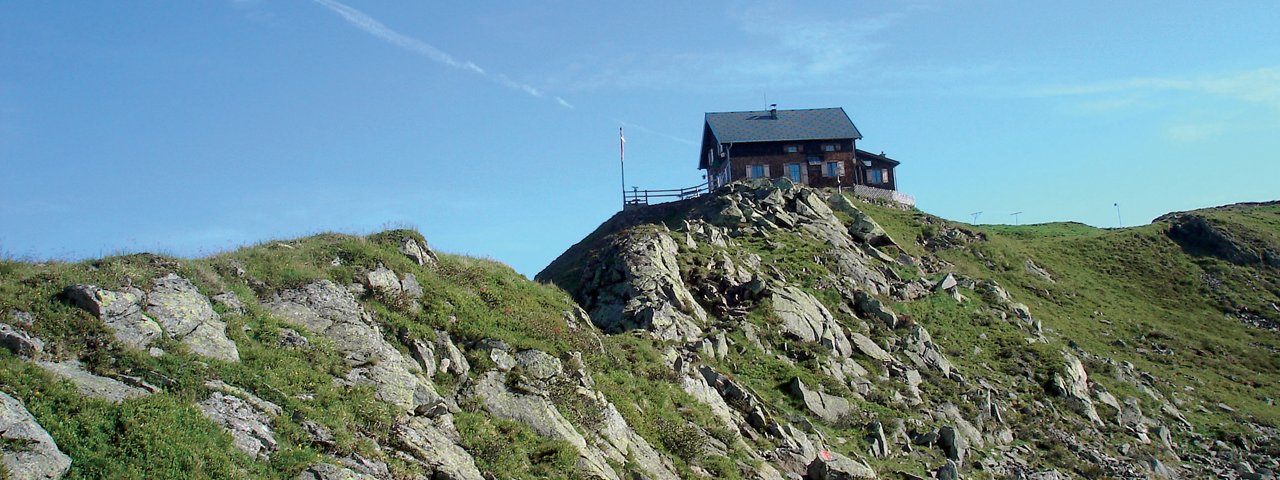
[619,127,626,209]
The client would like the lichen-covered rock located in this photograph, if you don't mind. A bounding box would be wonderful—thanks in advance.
[62,284,163,350]
[266,281,439,411]
[198,392,277,459]
[392,417,484,480]
[364,264,401,295]
[296,463,377,480]
[1,392,72,480]
[145,274,240,362]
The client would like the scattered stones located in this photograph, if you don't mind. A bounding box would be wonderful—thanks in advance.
[1,392,72,480]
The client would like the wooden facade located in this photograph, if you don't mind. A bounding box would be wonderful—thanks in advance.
[700,107,900,191]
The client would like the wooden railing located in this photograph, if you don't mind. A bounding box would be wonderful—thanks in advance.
[624,183,709,209]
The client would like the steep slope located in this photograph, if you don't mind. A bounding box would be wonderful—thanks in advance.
[539,179,1280,479]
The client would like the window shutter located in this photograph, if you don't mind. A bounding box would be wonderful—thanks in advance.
[838,161,846,177]
[763,165,771,178]
[801,165,809,184]
[883,169,891,183]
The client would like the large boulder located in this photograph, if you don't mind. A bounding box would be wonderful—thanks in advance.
[1052,352,1104,426]
[828,193,894,247]
[62,284,163,350]
[266,281,439,411]
[145,274,240,362]
[0,323,45,359]
[1,392,72,480]
[771,286,852,357]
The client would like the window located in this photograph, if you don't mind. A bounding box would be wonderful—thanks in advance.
[807,155,821,166]
[785,145,799,153]
[787,163,802,182]
[750,164,765,179]
[823,144,837,152]
[824,161,841,177]
[869,168,884,184]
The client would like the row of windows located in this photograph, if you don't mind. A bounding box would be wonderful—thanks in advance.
[784,143,842,154]
[747,162,891,185]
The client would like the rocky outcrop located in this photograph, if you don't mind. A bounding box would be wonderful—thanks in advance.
[771,286,852,357]
[468,371,619,479]
[62,284,163,350]
[392,417,484,480]
[145,274,240,362]
[828,193,894,247]
[398,237,438,267]
[296,463,377,480]
[0,323,45,359]
[1052,352,1104,426]
[197,391,277,459]
[1164,214,1263,265]
[1,392,72,480]
[265,280,439,411]
[572,228,706,341]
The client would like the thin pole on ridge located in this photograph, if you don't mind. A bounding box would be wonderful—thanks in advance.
[620,127,626,210]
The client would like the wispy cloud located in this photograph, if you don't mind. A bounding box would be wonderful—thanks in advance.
[311,0,571,108]
[616,120,696,146]
[1029,67,1280,108]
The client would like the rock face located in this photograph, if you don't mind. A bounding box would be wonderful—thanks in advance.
[266,280,439,411]
[1,392,72,480]
[62,284,164,350]
[771,286,852,357]
[1165,214,1262,265]
[145,274,240,362]
[392,417,484,480]
[572,228,706,341]
[1053,352,1104,426]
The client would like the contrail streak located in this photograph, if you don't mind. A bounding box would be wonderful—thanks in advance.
[312,0,570,108]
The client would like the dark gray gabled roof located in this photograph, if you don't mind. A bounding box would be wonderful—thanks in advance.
[704,107,862,144]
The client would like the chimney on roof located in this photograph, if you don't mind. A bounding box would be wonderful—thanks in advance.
[770,104,777,119]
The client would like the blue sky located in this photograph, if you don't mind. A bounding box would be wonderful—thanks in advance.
[3,2,1278,277]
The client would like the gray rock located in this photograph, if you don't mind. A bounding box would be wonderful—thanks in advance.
[934,273,958,292]
[1025,259,1055,283]
[934,460,959,480]
[278,328,310,348]
[806,450,878,479]
[364,264,401,295]
[854,292,899,329]
[772,286,852,357]
[901,326,952,376]
[63,284,164,350]
[211,292,245,316]
[596,403,681,480]
[145,274,240,362]
[408,338,437,379]
[788,377,853,424]
[436,331,470,377]
[938,426,967,464]
[829,193,894,247]
[0,323,45,359]
[1,391,72,480]
[296,463,376,480]
[266,281,439,411]
[849,333,893,364]
[36,360,150,403]
[8,310,35,327]
[204,380,283,417]
[1052,352,1104,426]
[197,391,277,459]
[398,237,437,267]
[400,273,423,300]
[392,416,484,480]
[867,421,889,458]
[469,372,618,479]
[513,350,562,380]
[574,229,706,341]
[1164,214,1261,265]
